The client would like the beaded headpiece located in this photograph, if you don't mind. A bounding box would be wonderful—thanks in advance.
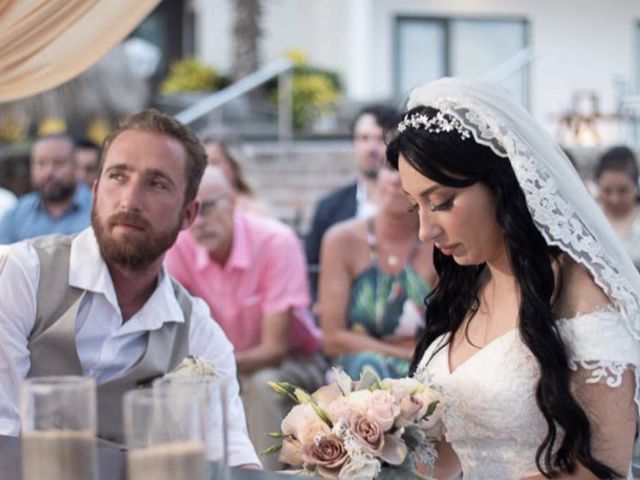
[397,111,471,140]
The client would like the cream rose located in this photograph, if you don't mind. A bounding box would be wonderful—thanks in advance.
[414,389,442,429]
[278,437,304,467]
[298,419,331,446]
[397,394,423,425]
[313,382,343,409]
[281,403,320,440]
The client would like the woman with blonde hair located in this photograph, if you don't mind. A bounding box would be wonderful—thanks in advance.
[202,136,271,216]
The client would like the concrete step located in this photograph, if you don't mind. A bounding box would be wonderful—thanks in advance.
[237,141,357,235]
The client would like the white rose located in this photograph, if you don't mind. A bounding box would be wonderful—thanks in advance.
[380,377,422,401]
[346,390,373,415]
[414,389,442,428]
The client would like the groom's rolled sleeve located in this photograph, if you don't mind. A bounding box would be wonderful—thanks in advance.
[187,296,261,468]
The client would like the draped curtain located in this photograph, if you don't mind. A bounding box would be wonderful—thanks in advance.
[0,0,161,103]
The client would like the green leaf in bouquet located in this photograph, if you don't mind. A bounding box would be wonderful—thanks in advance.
[423,401,439,419]
[357,366,382,390]
[368,379,383,392]
[267,431,290,438]
[401,425,426,451]
[268,381,299,403]
[310,402,334,428]
[262,443,282,455]
[293,387,314,404]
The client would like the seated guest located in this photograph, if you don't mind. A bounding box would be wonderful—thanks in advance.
[0,134,92,244]
[203,137,271,216]
[594,145,640,270]
[165,166,325,470]
[74,138,101,187]
[305,105,400,298]
[0,110,259,467]
[318,166,436,380]
[0,187,16,220]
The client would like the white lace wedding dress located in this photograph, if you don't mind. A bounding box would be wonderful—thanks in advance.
[415,310,639,480]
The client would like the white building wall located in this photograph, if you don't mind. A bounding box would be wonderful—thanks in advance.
[193,0,233,72]
[194,0,350,73]
[194,0,640,127]
[368,0,640,123]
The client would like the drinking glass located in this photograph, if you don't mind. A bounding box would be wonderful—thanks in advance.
[19,375,97,480]
[124,386,209,480]
[153,376,230,477]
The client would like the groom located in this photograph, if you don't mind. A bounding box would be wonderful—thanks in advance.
[0,109,260,468]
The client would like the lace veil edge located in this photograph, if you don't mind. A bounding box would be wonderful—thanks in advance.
[407,78,640,411]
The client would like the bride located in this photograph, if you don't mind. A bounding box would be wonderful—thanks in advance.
[387,78,640,479]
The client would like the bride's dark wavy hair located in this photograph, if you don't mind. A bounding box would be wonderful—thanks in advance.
[387,106,619,479]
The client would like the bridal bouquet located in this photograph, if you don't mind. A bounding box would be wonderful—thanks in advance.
[267,368,442,479]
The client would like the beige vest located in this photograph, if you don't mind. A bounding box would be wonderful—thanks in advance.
[26,234,192,444]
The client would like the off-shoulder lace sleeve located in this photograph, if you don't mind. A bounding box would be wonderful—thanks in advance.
[558,310,639,387]
[559,311,638,474]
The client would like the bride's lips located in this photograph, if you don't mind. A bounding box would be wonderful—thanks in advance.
[436,243,459,255]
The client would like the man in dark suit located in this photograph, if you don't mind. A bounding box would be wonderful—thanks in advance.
[305,104,400,297]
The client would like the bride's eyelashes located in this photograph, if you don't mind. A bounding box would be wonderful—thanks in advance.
[429,196,455,212]
[407,196,455,213]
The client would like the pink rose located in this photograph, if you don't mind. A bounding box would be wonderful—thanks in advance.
[302,434,348,478]
[349,414,384,455]
[349,414,406,465]
[326,396,353,424]
[279,438,304,467]
[366,390,400,432]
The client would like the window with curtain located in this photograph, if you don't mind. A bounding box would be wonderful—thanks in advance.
[394,16,529,106]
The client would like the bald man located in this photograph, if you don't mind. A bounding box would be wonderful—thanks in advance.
[165,167,327,470]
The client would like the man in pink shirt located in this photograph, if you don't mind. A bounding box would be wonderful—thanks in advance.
[165,166,326,469]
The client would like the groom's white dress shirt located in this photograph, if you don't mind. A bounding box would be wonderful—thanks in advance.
[0,228,260,467]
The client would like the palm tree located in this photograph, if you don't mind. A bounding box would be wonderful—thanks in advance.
[231,0,263,80]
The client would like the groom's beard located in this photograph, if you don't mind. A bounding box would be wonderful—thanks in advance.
[92,206,181,271]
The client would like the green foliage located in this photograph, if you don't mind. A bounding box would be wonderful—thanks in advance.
[289,66,341,130]
[269,52,342,130]
[160,58,219,94]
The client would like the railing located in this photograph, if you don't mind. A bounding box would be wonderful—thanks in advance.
[481,47,536,83]
[174,57,295,145]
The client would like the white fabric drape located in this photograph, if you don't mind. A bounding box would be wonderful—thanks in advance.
[0,0,161,103]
